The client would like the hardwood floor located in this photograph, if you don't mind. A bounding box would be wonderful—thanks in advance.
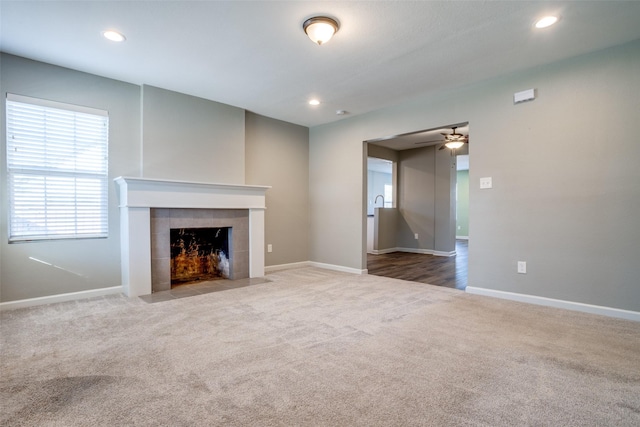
[367,240,468,290]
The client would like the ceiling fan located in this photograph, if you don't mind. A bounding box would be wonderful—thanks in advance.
[438,127,468,150]
[414,126,469,150]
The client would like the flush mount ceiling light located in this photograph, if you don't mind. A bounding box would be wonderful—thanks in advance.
[535,16,559,29]
[102,30,126,42]
[303,16,339,45]
[308,99,320,106]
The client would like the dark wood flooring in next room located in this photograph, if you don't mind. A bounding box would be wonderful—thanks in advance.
[367,240,468,290]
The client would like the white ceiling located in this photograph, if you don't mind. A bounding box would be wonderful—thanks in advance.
[2,1,640,128]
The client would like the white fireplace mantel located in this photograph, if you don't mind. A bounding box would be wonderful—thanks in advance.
[114,176,270,297]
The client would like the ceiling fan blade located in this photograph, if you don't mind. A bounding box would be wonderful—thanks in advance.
[414,139,444,145]
[438,145,446,150]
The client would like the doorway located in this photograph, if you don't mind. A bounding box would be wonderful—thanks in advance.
[364,123,469,289]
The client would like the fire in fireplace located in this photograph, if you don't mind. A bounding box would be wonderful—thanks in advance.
[170,227,231,286]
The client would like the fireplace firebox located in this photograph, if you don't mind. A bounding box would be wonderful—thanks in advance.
[150,208,250,293]
[170,227,231,286]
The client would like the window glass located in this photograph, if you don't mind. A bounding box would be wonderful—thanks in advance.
[6,94,109,242]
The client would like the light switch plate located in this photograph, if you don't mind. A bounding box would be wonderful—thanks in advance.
[480,177,493,189]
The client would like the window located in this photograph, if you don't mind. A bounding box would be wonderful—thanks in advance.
[384,184,393,208]
[6,94,109,242]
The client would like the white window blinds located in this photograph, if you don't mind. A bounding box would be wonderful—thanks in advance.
[6,94,109,242]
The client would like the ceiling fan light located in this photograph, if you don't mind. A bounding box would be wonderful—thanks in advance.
[303,17,339,45]
[445,141,465,150]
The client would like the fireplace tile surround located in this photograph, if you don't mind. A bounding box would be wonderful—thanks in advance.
[115,177,269,297]
[151,208,249,292]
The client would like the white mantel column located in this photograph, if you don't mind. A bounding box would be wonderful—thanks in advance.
[249,208,265,278]
[119,206,152,297]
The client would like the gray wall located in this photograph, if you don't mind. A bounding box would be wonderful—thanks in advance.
[245,112,309,266]
[374,208,397,251]
[396,147,436,249]
[434,147,456,254]
[456,170,470,237]
[309,40,640,311]
[0,54,141,301]
[310,120,365,270]
[142,85,245,184]
[394,146,456,253]
[368,145,399,163]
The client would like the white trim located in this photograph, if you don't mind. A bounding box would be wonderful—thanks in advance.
[370,248,397,255]
[264,261,311,273]
[395,247,433,255]
[372,247,456,257]
[7,92,108,116]
[433,250,456,257]
[0,286,123,311]
[260,261,369,275]
[465,287,640,322]
[308,262,367,275]
[456,236,469,240]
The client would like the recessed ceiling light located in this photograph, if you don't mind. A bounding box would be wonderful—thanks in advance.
[535,16,559,29]
[102,30,126,42]
[309,99,320,106]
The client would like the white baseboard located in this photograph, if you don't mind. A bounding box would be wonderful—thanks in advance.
[433,250,456,257]
[264,261,311,273]
[0,286,123,311]
[465,286,640,322]
[308,261,367,275]
[395,247,433,255]
[375,247,456,257]
[370,248,397,255]
[265,261,367,275]
[456,236,469,240]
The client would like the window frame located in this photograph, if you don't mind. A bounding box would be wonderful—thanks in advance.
[5,93,110,243]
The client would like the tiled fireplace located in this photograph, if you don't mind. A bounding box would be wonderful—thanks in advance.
[114,177,269,297]
[151,208,249,291]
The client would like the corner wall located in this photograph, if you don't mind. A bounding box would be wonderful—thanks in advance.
[245,112,309,267]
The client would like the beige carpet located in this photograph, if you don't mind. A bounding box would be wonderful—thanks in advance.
[2,267,639,426]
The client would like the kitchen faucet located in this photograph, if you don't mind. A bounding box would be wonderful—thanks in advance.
[375,194,384,207]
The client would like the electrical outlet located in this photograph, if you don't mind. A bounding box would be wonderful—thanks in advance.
[267,244,273,253]
[517,261,527,274]
[414,233,419,240]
